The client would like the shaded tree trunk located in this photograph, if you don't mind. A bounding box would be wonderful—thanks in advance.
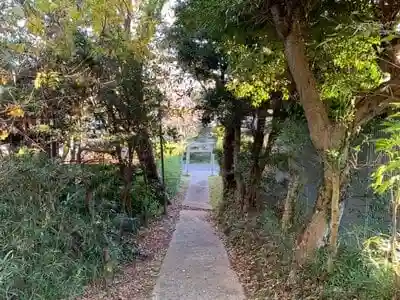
[136,131,159,182]
[271,6,350,266]
[295,162,333,266]
[246,97,285,210]
[222,123,236,197]
[136,130,169,205]
[295,152,349,266]
[116,144,135,216]
[51,141,58,159]
[245,108,268,210]
[233,118,246,211]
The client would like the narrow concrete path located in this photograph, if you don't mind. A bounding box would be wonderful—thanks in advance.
[152,170,245,300]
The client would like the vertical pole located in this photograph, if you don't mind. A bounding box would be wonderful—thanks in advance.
[186,148,190,175]
[211,152,214,176]
[158,96,166,214]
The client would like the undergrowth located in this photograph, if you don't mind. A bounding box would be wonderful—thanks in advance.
[0,153,182,300]
[213,186,396,299]
[304,244,395,299]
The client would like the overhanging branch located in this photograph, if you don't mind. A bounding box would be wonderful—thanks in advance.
[354,77,400,127]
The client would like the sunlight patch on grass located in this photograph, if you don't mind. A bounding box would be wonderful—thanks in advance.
[208,175,223,210]
[158,155,183,198]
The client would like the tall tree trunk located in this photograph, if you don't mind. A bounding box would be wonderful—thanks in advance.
[51,141,58,159]
[271,7,349,266]
[246,96,285,210]
[271,6,331,152]
[295,162,333,266]
[295,152,349,266]
[327,167,340,272]
[222,124,236,197]
[136,130,168,205]
[233,119,246,211]
[245,108,268,210]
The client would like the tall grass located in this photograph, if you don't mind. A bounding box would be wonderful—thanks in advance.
[208,175,222,210]
[304,245,395,299]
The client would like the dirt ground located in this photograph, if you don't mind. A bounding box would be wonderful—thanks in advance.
[78,177,189,300]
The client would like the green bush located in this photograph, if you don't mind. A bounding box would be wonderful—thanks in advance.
[301,233,396,300]
[0,155,161,300]
[304,246,395,300]
[155,141,185,159]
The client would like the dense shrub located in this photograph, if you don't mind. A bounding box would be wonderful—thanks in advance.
[304,243,395,300]
[154,141,185,159]
[0,153,179,300]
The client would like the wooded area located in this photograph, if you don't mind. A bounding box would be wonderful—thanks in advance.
[169,0,400,298]
[0,0,400,299]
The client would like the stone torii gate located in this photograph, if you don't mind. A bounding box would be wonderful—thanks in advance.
[184,137,216,175]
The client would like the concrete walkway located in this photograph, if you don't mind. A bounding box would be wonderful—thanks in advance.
[152,169,245,300]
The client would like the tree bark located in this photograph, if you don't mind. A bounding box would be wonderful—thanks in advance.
[271,6,331,152]
[281,167,300,232]
[136,130,168,205]
[295,163,333,266]
[295,154,350,266]
[222,123,236,197]
[327,168,340,272]
[245,108,268,210]
[271,6,350,266]
[233,119,246,211]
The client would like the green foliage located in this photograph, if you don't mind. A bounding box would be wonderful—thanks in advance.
[316,23,383,121]
[155,141,185,158]
[305,245,395,300]
[0,157,121,299]
[275,119,310,157]
[208,175,223,210]
[372,116,400,194]
[225,41,290,105]
[0,155,167,299]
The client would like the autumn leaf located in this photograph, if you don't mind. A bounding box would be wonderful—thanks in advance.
[36,124,50,133]
[0,130,9,140]
[7,105,25,118]
[0,76,9,85]
[34,72,42,89]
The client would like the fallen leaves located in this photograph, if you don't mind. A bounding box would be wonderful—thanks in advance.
[7,104,24,118]
[211,210,325,300]
[0,130,9,140]
[78,177,190,300]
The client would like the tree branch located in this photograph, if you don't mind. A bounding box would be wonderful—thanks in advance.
[354,76,400,127]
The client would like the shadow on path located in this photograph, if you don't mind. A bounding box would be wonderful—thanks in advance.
[152,171,245,300]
